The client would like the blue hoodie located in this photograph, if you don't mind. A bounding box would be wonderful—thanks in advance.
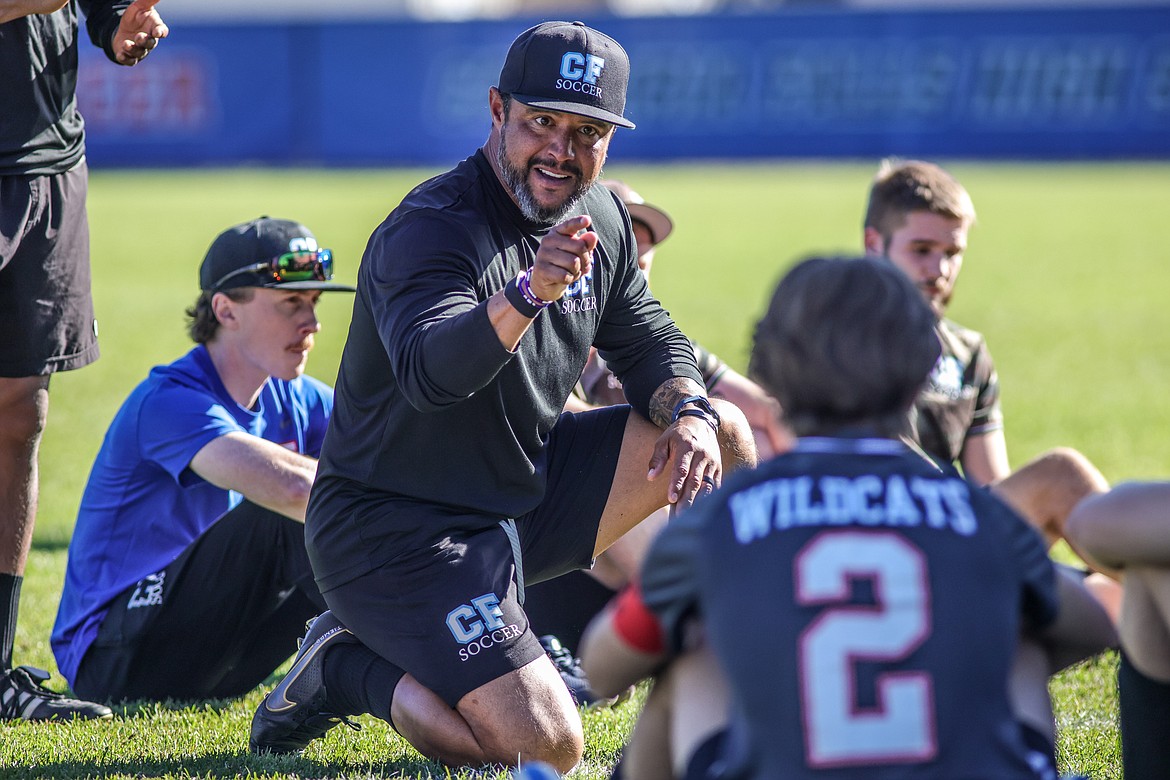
[51,345,332,684]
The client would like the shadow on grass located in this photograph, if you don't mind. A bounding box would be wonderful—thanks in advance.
[112,697,241,718]
[30,536,70,553]
[8,750,457,780]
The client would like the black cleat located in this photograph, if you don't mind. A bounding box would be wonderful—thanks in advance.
[249,610,359,754]
[539,634,614,708]
[0,665,113,721]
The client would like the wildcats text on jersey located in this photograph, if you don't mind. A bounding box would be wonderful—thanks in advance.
[728,473,977,544]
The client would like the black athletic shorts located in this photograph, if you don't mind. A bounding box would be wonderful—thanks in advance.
[683,728,732,780]
[322,405,630,707]
[1019,722,1058,779]
[0,161,98,377]
[73,501,324,702]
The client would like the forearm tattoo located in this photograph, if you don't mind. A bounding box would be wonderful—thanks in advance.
[648,377,709,429]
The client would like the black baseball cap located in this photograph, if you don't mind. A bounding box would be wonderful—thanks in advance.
[199,216,356,293]
[498,21,635,129]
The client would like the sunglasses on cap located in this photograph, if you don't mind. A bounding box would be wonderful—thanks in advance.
[210,249,334,291]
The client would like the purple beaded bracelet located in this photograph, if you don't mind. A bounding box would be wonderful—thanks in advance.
[504,268,553,318]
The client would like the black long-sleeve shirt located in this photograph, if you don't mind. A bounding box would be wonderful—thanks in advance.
[309,150,701,589]
[0,0,130,174]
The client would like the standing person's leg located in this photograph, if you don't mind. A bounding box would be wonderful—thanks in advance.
[74,502,322,702]
[0,376,48,670]
[0,166,106,720]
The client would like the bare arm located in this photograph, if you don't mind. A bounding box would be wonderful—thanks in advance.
[959,429,1011,486]
[579,601,666,699]
[647,376,705,430]
[188,432,317,522]
[0,0,69,24]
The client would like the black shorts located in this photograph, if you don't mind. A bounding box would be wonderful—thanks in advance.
[323,405,629,707]
[73,501,324,702]
[0,161,98,377]
[683,728,732,780]
[523,568,617,652]
[1019,722,1058,779]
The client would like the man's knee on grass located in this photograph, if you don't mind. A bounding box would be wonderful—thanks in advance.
[456,658,585,772]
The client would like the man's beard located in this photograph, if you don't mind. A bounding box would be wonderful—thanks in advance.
[921,283,953,317]
[497,128,593,224]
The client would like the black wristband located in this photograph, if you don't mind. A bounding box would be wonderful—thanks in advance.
[672,395,720,426]
[675,407,720,434]
[504,276,544,319]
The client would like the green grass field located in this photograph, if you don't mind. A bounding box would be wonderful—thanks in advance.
[4,161,1168,778]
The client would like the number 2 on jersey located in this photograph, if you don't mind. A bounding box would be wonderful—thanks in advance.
[796,530,937,767]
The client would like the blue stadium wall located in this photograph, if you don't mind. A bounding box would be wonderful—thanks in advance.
[79,5,1170,166]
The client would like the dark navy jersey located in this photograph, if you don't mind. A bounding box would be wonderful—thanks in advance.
[0,1,129,174]
[911,319,1003,467]
[309,150,700,591]
[642,436,1057,780]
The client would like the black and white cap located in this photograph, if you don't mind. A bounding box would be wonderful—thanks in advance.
[198,216,355,293]
[498,20,635,129]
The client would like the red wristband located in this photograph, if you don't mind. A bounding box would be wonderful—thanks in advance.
[612,581,666,655]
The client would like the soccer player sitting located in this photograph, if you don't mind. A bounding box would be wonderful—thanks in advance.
[863,160,1119,617]
[51,217,354,702]
[580,255,1115,779]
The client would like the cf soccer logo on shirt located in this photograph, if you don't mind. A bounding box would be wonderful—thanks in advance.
[558,51,605,97]
[560,268,597,314]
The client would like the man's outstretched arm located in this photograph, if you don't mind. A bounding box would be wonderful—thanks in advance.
[190,433,317,522]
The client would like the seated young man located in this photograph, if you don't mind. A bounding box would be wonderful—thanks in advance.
[51,216,354,702]
[580,256,1115,780]
[863,160,1118,617]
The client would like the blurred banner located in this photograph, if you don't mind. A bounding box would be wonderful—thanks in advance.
[80,5,1170,166]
